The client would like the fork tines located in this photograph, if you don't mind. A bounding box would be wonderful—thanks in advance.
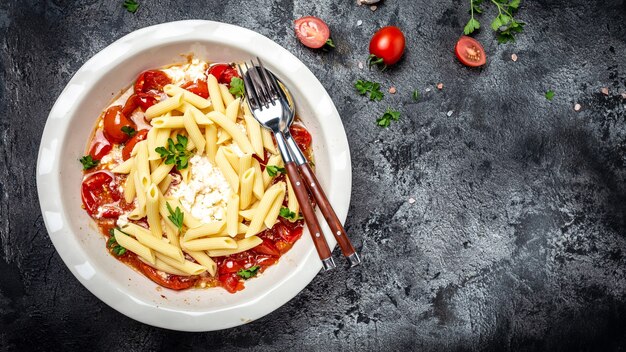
[238,58,281,110]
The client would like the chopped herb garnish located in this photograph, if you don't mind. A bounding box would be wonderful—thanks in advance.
[412,90,420,101]
[79,155,99,170]
[121,126,137,137]
[325,38,335,48]
[355,80,384,101]
[107,228,127,256]
[155,135,191,170]
[279,207,301,222]
[237,265,260,280]
[376,108,401,128]
[122,0,139,13]
[166,202,184,231]
[266,165,286,177]
[463,0,524,43]
[229,77,245,98]
[545,90,555,101]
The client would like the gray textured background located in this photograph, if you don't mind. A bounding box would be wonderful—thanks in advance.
[2,0,626,351]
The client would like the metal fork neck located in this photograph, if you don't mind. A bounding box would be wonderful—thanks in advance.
[274,131,294,164]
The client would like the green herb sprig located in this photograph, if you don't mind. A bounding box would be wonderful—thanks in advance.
[464,0,525,43]
[80,155,99,170]
[376,108,401,128]
[121,126,137,137]
[266,165,286,177]
[155,135,191,170]
[123,0,139,13]
[166,202,184,231]
[355,80,384,101]
[229,77,245,98]
[237,265,260,280]
[108,229,127,256]
[279,207,302,222]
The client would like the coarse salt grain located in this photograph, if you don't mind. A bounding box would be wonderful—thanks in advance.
[358,62,364,69]
[621,92,626,99]
[511,54,518,62]
[574,103,581,111]
[389,86,396,94]
[408,198,416,204]
[425,88,431,92]
[447,110,453,116]
[357,20,363,26]
[601,87,609,96]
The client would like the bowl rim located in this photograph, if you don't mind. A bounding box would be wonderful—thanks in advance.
[36,20,352,331]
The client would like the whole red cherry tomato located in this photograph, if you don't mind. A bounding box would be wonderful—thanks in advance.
[138,261,198,290]
[455,36,486,67]
[122,93,159,116]
[207,64,240,85]
[134,70,171,93]
[81,170,121,216]
[181,79,209,98]
[294,16,331,49]
[122,129,148,161]
[368,26,406,67]
[103,106,135,144]
[289,124,312,152]
[88,129,112,160]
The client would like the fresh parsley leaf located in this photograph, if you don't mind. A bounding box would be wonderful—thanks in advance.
[155,135,191,170]
[112,246,127,256]
[229,77,245,98]
[237,265,260,280]
[412,90,420,101]
[123,0,139,13]
[325,38,335,48]
[79,155,99,170]
[545,90,555,101]
[464,18,481,35]
[376,108,401,128]
[121,126,137,137]
[279,207,301,221]
[464,0,524,42]
[355,80,384,101]
[107,228,127,256]
[266,165,286,177]
[166,202,184,231]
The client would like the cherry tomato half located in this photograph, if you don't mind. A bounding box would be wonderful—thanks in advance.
[138,261,198,290]
[181,79,209,98]
[88,129,112,160]
[294,16,330,49]
[122,129,148,161]
[134,70,172,93]
[207,64,240,85]
[455,36,486,67]
[289,124,312,152]
[81,170,121,217]
[253,238,281,257]
[122,93,159,116]
[218,274,244,294]
[369,26,406,66]
[103,106,135,144]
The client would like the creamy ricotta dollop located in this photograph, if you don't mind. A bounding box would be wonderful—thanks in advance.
[167,154,232,223]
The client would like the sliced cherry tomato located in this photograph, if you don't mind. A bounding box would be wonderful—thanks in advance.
[455,36,486,67]
[218,274,244,293]
[103,106,134,144]
[88,129,112,160]
[218,259,244,275]
[122,129,148,161]
[134,70,171,93]
[290,124,312,152]
[181,79,209,98]
[253,238,281,257]
[294,16,330,49]
[207,64,240,85]
[81,171,121,216]
[122,93,159,116]
[274,219,304,244]
[368,26,406,67]
[138,261,198,290]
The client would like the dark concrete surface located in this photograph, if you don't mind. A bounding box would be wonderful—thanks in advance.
[2,0,626,351]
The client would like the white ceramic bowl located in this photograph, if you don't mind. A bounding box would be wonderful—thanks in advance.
[36,20,351,331]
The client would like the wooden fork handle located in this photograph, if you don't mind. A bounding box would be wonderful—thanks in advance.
[298,163,361,266]
[284,162,336,270]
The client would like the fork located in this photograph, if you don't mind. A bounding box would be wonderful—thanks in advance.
[239,60,336,271]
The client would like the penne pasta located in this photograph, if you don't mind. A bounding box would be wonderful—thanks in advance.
[147,127,159,161]
[239,208,255,221]
[222,146,240,172]
[264,189,285,228]
[218,222,249,236]
[185,249,217,276]
[164,224,179,248]
[225,98,240,122]
[287,175,299,215]
[124,169,136,204]
[216,148,239,193]
[122,223,184,263]
[113,229,156,265]
[207,74,225,114]
[151,115,184,129]
[183,221,226,241]
[251,158,265,200]
[112,158,134,174]
[164,84,211,109]
[150,162,174,186]
[146,184,163,238]
[245,182,286,237]
[219,84,235,106]
[158,173,172,194]
[261,128,277,154]
[142,257,188,276]
[183,109,206,154]
[181,237,238,251]
[226,194,240,237]
[158,196,180,233]
[145,93,184,119]
[207,111,254,154]
[170,198,202,228]
[204,124,218,163]
[239,168,255,210]
[207,236,263,257]
[243,103,264,157]
[156,253,205,276]
[263,154,284,187]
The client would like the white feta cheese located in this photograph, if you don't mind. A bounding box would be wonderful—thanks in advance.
[168,155,232,223]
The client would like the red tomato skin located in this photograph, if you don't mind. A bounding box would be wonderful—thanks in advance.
[289,124,312,152]
[218,274,244,293]
[134,70,171,93]
[220,67,240,85]
[181,79,209,98]
[103,106,134,144]
[122,129,148,161]
[253,238,281,257]
[81,171,120,216]
[207,64,240,85]
[138,261,198,290]
[369,26,406,65]
[88,129,112,160]
[122,93,159,116]
[454,36,487,67]
[294,16,330,49]
[208,64,229,81]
